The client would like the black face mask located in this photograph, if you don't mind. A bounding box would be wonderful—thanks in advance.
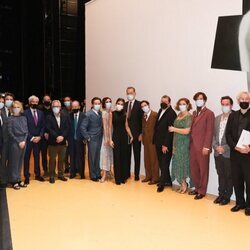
[239,102,249,110]
[43,101,51,107]
[72,109,80,114]
[30,104,38,109]
[160,103,168,109]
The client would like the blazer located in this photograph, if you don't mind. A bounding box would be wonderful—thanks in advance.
[69,111,86,141]
[1,107,10,143]
[225,109,250,154]
[142,110,158,144]
[190,107,215,151]
[45,113,70,145]
[124,100,143,139]
[153,106,177,149]
[212,114,230,158]
[80,109,103,141]
[23,108,45,141]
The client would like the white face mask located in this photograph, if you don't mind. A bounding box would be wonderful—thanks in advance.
[105,102,112,109]
[195,99,205,108]
[142,105,150,113]
[116,104,124,111]
[52,107,60,114]
[0,102,4,109]
[127,94,134,101]
[13,107,21,115]
[5,100,13,108]
[222,105,231,114]
[94,104,101,111]
[64,101,71,107]
[179,104,187,112]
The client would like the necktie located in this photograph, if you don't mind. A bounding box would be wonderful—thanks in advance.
[8,110,10,117]
[144,114,147,121]
[33,110,38,126]
[74,114,78,140]
[128,102,132,119]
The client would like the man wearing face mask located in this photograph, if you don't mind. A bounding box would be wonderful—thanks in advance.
[212,96,233,205]
[80,97,103,181]
[141,100,159,185]
[0,92,14,188]
[39,95,53,177]
[68,101,86,179]
[189,92,215,200]
[124,87,143,181]
[226,91,250,216]
[23,95,45,184]
[46,100,69,183]
[153,95,177,192]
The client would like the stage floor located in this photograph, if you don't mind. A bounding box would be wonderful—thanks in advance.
[6,176,250,250]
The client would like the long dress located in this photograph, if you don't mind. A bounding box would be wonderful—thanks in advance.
[171,114,192,184]
[100,110,113,171]
[112,110,129,184]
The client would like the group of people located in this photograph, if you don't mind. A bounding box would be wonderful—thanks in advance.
[0,88,249,216]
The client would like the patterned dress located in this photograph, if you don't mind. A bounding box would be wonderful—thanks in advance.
[100,110,113,171]
[171,114,192,184]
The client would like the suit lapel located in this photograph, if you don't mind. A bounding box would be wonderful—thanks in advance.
[192,107,207,126]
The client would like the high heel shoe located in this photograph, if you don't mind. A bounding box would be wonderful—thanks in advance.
[180,181,188,194]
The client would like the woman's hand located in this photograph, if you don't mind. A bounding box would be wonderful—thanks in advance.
[19,141,26,149]
[110,140,115,148]
[129,136,134,144]
[168,126,175,132]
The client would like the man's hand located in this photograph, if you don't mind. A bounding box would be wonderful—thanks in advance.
[138,134,142,142]
[162,145,168,154]
[235,145,250,154]
[216,146,224,154]
[44,133,49,140]
[33,136,41,144]
[56,136,64,143]
[19,141,26,149]
[202,148,210,156]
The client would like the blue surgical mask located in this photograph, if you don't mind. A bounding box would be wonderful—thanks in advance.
[105,102,112,109]
[179,104,187,112]
[5,100,13,108]
[127,94,134,101]
[0,102,4,109]
[64,101,71,107]
[222,105,231,114]
[52,107,60,114]
[13,107,21,115]
[195,99,204,108]
[142,105,150,113]
[94,104,101,111]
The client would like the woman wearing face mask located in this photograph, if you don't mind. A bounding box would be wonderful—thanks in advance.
[110,98,133,185]
[7,101,28,190]
[99,97,114,182]
[169,98,192,193]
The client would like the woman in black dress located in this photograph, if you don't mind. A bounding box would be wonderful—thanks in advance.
[110,98,133,185]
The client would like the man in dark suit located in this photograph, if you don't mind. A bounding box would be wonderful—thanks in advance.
[68,101,86,179]
[0,96,6,188]
[124,87,143,181]
[46,100,70,183]
[153,95,177,192]
[212,96,233,205]
[189,92,215,200]
[80,97,103,182]
[23,95,45,184]
[226,91,250,216]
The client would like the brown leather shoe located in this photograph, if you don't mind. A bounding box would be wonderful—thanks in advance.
[148,181,158,185]
[141,178,150,183]
[194,194,205,200]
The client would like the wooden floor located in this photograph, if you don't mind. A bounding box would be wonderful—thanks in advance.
[6,176,250,250]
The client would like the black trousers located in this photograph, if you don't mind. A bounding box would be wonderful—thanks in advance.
[156,145,172,185]
[69,139,85,177]
[40,138,48,172]
[231,153,250,208]
[0,143,9,185]
[214,155,233,199]
[127,138,141,178]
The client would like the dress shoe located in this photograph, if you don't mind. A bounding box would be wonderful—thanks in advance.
[219,198,230,206]
[134,176,140,181]
[245,208,250,216]
[58,176,68,181]
[214,195,224,204]
[80,175,85,179]
[157,185,164,192]
[69,174,77,179]
[49,178,55,184]
[148,181,158,185]
[91,178,99,182]
[165,182,172,187]
[188,190,198,195]
[35,176,45,182]
[24,178,30,185]
[194,194,205,200]
[231,205,246,212]
[141,178,150,183]
[115,182,121,185]
[97,176,102,180]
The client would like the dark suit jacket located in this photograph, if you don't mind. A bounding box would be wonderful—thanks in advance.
[125,100,143,139]
[190,107,215,151]
[46,113,70,145]
[226,109,250,154]
[153,106,177,150]
[69,111,85,141]
[23,108,45,141]
[1,108,10,143]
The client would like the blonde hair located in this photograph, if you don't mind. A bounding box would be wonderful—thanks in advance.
[236,91,250,101]
[12,100,24,113]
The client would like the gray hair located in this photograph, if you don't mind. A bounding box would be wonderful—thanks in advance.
[52,100,61,107]
[28,95,39,104]
[236,91,250,101]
